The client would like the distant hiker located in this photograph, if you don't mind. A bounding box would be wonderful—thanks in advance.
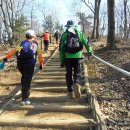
[41,30,51,53]
[3,30,43,105]
[54,31,59,44]
[59,20,93,98]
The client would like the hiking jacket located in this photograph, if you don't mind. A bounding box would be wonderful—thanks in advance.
[59,27,92,63]
[5,40,43,66]
[41,32,51,43]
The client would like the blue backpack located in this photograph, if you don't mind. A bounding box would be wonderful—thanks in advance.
[16,40,34,62]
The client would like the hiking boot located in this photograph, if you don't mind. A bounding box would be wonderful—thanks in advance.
[73,83,81,98]
[14,93,22,100]
[67,92,75,98]
[21,100,31,106]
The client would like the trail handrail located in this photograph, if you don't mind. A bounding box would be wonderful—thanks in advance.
[92,54,130,77]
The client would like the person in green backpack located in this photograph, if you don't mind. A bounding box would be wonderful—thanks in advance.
[59,20,93,98]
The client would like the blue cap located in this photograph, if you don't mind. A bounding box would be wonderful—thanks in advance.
[65,20,76,27]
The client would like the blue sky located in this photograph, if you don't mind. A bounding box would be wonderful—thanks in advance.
[37,0,75,26]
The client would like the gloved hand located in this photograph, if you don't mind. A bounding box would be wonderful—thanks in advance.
[88,52,92,56]
[3,58,7,62]
[60,63,64,68]
[39,65,42,70]
[0,60,5,70]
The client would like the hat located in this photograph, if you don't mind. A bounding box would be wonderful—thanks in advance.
[26,30,36,37]
[65,20,76,27]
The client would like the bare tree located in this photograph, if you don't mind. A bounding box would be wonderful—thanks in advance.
[0,0,28,43]
[71,0,93,36]
[76,12,92,35]
[39,1,60,34]
[81,0,101,41]
[99,11,107,39]
[115,4,124,39]
[123,0,128,42]
[0,0,36,43]
[107,0,116,50]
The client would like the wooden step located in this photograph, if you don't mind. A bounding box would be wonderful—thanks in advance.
[0,117,96,129]
[42,68,65,72]
[46,62,61,65]
[31,86,86,93]
[9,104,92,112]
[38,71,66,76]
[31,87,67,93]
[34,75,65,79]
[32,79,66,86]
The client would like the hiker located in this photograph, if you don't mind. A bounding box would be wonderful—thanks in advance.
[59,20,93,98]
[41,30,51,53]
[54,31,59,44]
[3,30,43,105]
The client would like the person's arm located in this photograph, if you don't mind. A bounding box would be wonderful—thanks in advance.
[3,45,21,61]
[40,34,44,38]
[37,45,43,69]
[49,34,51,43]
[59,32,67,67]
[79,31,93,54]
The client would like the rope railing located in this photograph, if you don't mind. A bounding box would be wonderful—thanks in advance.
[92,54,130,77]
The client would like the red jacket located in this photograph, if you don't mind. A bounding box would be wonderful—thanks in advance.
[44,32,50,41]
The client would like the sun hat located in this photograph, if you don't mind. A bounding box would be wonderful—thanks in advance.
[26,30,36,37]
[65,20,76,27]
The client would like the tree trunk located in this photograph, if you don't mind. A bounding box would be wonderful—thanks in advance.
[91,0,101,41]
[96,0,101,41]
[91,0,97,39]
[107,0,116,50]
[124,0,128,43]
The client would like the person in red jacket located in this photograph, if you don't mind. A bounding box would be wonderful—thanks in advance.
[41,30,51,53]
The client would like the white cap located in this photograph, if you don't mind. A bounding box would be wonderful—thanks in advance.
[26,30,36,37]
[68,27,76,34]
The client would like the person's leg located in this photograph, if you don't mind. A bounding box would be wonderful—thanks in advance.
[56,38,58,44]
[65,59,73,93]
[16,63,24,100]
[73,59,82,84]
[44,40,48,51]
[20,63,34,101]
[73,59,82,98]
[46,40,49,51]
[44,40,46,51]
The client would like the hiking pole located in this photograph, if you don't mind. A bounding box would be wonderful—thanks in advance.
[87,36,90,61]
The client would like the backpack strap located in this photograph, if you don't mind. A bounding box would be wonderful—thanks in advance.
[66,28,80,42]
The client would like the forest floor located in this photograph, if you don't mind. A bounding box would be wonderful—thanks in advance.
[88,38,130,130]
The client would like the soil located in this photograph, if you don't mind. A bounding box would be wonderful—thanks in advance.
[87,39,130,130]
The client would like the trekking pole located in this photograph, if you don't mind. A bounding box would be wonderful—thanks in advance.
[41,39,42,51]
[87,36,90,61]
[88,53,90,61]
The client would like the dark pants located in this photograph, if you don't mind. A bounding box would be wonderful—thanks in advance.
[65,58,83,93]
[55,37,58,44]
[17,63,35,101]
[44,40,49,51]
